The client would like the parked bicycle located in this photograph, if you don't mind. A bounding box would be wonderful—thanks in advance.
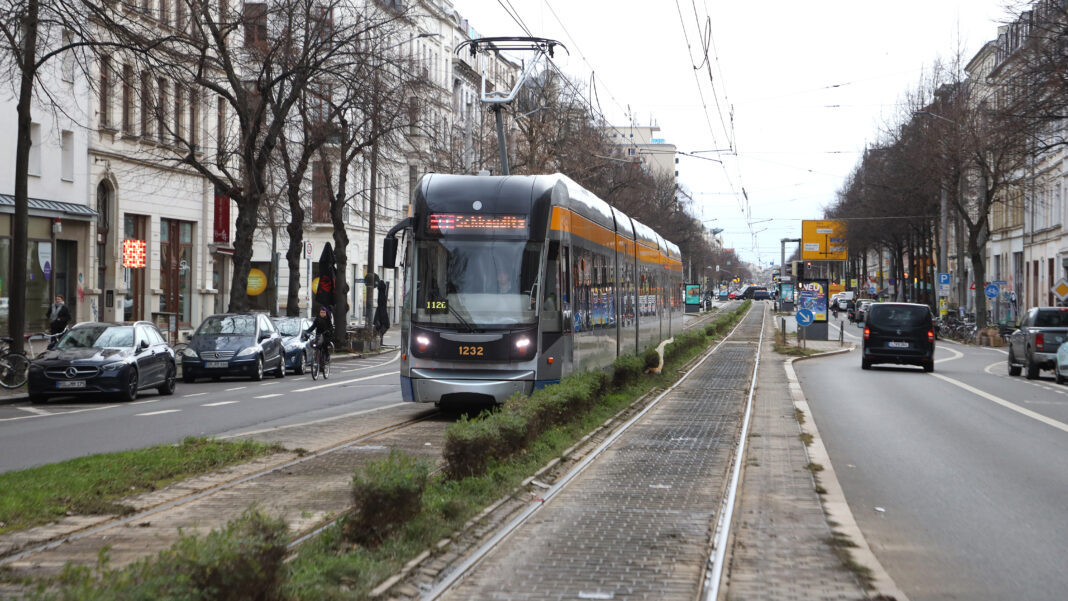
[309,336,332,380]
[0,337,30,389]
[24,329,68,359]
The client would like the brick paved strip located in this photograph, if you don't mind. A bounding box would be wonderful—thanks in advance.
[435,310,767,601]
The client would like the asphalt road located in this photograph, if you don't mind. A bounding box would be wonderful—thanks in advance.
[801,322,1068,601]
[0,351,404,473]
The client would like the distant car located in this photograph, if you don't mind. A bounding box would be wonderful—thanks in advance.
[728,291,738,300]
[27,321,177,403]
[752,290,772,300]
[718,290,729,300]
[854,300,873,323]
[861,302,935,372]
[272,316,313,374]
[181,313,286,382]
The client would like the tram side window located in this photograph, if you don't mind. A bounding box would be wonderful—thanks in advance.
[575,246,593,332]
[543,241,561,315]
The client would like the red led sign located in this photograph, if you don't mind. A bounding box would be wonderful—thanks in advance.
[429,213,527,232]
[122,239,147,268]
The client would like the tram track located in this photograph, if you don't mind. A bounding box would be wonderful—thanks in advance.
[395,303,764,601]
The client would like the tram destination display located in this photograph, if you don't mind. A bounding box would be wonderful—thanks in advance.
[428,213,527,233]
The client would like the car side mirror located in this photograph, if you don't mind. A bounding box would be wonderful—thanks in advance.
[138,340,150,352]
[259,332,270,342]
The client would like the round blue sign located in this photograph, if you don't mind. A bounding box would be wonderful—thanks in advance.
[796,308,814,327]
[984,284,999,299]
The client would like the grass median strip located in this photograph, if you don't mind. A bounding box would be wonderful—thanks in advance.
[0,437,285,535]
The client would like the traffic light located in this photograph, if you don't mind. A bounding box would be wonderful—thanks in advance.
[791,260,804,279]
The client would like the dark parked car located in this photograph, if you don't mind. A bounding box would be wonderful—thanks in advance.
[752,289,772,300]
[181,313,285,382]
[272,316,313,374]
[861,302,935,372]
[27,321,177,403]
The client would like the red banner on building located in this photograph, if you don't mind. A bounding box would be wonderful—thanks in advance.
[214,194,230,243]
[122,239,147,268]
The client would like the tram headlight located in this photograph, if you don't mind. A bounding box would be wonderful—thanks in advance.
[415,335,431,353]
[512,336,534,360]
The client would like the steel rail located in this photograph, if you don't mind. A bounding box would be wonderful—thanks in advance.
[420,302,759,601]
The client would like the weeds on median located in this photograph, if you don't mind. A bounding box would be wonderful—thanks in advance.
[0,437,285,535]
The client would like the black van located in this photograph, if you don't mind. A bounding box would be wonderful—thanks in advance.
[740,286,768,300]
[861,302,935,372]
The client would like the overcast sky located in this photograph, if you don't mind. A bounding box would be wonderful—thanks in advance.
[450,0,1019,270]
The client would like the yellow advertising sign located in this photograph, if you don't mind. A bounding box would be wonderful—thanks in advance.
[801,220,847,261]
[247,268,267,296]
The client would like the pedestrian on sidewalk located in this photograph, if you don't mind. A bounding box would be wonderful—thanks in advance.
[47,295,71,335]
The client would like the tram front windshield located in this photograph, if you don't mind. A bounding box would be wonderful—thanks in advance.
[414,239,541,328]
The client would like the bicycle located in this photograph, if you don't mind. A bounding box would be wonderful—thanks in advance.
[0,337,30,389]
[309,336,332,380]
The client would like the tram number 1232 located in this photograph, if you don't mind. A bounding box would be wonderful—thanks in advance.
[458,346,485,357]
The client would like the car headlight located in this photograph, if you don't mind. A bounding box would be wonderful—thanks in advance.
[101,361,125,372]
[181,347,199,358]
[236,346,259,358]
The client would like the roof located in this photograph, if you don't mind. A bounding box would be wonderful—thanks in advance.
[0,194,99,221]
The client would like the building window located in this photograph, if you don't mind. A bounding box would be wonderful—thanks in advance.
[189,87,199,150]
[173,85,183,142]
[28,122,41,176]
[243,2,267,50]
[160,218,193,325]
[61,130,74,182]
[157,78,168,141]
[122,64,133,134]
[216,96,226,164]
[312,162,330,223]
[141,71,153,138]
[99,55,111,128]
[159,0,169,26]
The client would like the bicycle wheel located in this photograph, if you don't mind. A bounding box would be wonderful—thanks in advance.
[310,349,320,380]
[0,353,30,389]
[322,348,330,379]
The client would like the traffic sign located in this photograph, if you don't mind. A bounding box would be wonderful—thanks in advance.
[304,241,314,259]
[796,308,814,327]
[984,284,999,299]
[938,272,951,286]
[1054,278,1068,302]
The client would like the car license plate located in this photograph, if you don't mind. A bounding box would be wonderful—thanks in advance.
[888,341,910,348]
[206,361,228,368]
[57,380,86,389]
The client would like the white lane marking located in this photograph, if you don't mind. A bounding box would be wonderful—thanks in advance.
[984,361,1003,376]
[935,346,964,363]
[136,409,181,416]
[254,394,283,399]
[15,406,51,415]
[259,381,277,386]
[225,387,247,391]
[218,402,408,439]
[291,371,394,392]
[131,398,161,405]
[0,404,120,423]
[183,392,208,397]
[202,401,240,407]
[930,372,1068,434]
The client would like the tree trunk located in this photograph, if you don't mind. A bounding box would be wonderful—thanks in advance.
[331,164,351,349]
[228,193,260,312]
[284,192,305,317]
[9,0,39,355]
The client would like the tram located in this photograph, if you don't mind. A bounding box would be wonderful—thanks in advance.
[382,173,684,404]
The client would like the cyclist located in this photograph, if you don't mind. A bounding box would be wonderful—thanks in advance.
[304,306,334,366]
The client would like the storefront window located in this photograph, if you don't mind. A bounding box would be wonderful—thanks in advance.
[27,240,52,333]
[160,219,193,325]
[0,238,9,333]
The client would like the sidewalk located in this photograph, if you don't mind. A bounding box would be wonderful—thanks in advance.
[726,309,906,600]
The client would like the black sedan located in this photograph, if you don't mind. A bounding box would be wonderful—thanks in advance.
[28,321,177,403]
[181,313,285,382]
[272,317,313,374]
